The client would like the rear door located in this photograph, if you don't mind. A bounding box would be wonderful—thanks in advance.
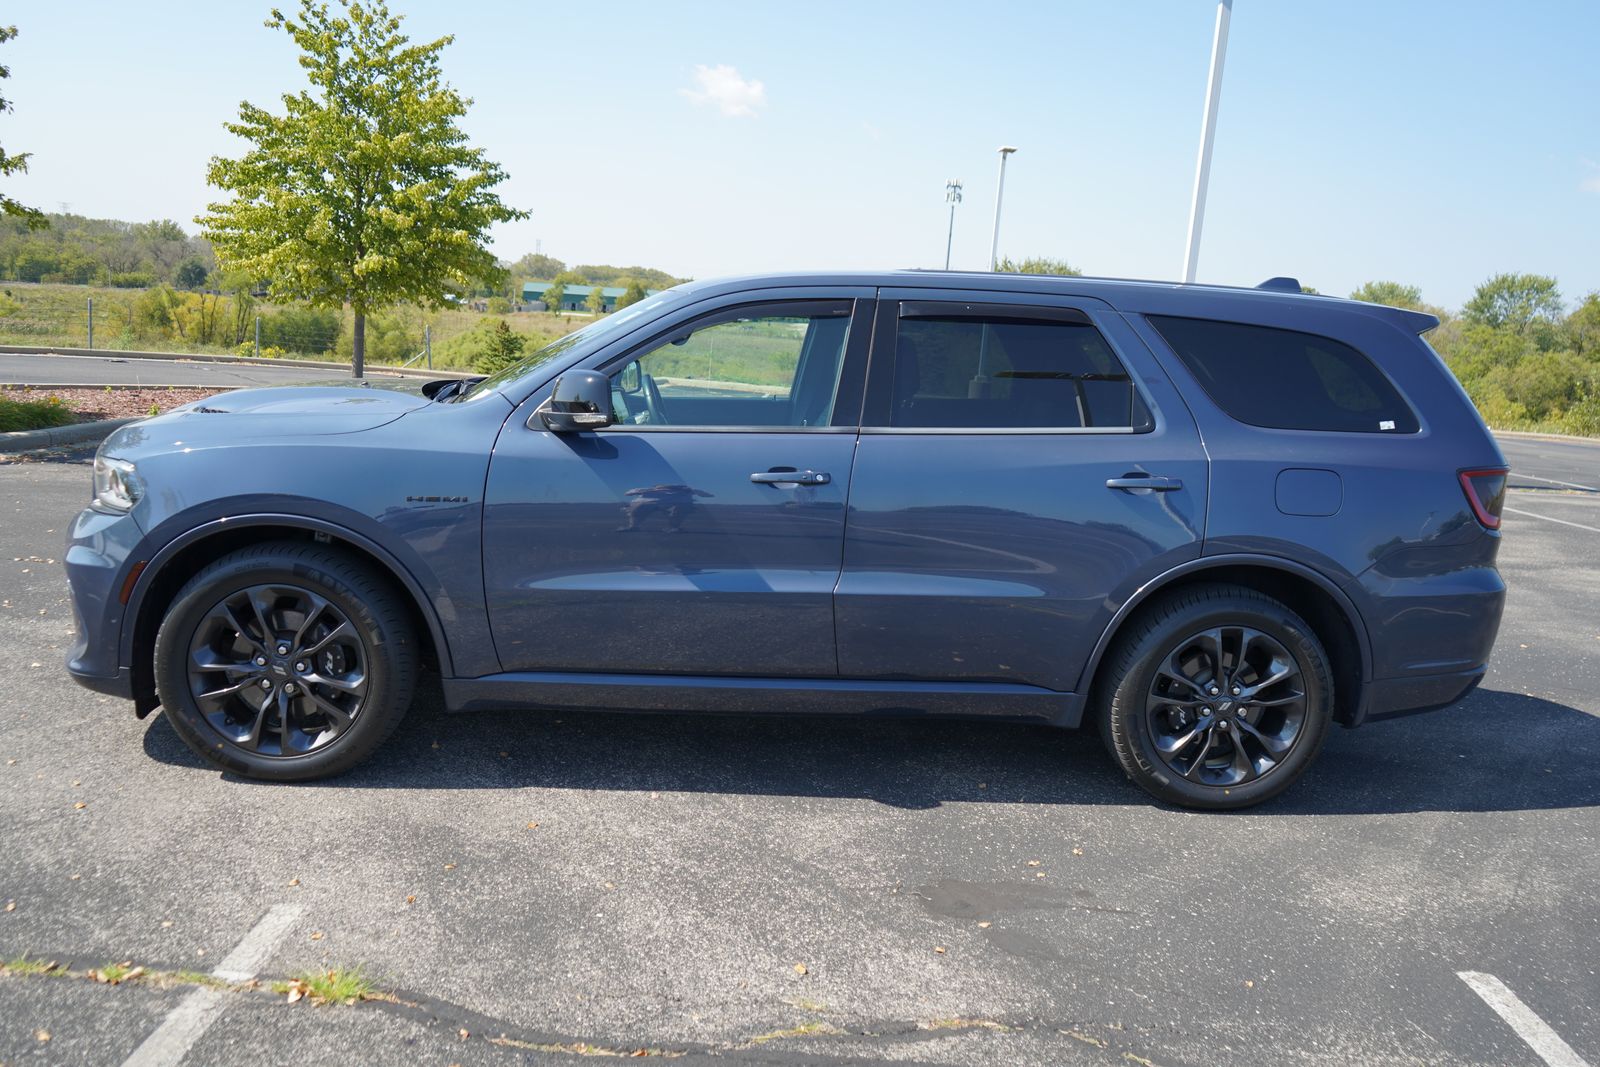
[834,289,1208,694]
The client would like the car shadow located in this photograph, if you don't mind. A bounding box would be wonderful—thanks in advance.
[141,684,1600,815]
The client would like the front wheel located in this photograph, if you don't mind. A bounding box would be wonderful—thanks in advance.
[152,542,418,781]
[1097,584,1332,810]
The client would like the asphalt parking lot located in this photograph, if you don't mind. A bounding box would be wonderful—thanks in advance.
[1,434,1596,1067]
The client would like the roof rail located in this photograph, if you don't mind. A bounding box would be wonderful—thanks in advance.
[1256,276,1303,293]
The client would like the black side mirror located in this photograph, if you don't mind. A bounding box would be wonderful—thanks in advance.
[539,370,613,432]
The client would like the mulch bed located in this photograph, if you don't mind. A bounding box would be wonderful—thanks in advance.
[0,385,230,422]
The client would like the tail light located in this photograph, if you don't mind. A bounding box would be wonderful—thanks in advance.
[1458,468,1508,530]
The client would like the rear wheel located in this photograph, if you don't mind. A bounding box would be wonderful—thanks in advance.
[1097,584,1332,810]
[153,542,417,781]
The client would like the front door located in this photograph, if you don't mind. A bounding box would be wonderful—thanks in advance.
[835,290,1209,694]
[483,295,871,677]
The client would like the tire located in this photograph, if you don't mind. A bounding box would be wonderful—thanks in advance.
[1096,583,1332,810]
[152,541,418,781]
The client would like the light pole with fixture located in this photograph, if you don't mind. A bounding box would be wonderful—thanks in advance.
[989,146,1017,271]
[943,179,963,270]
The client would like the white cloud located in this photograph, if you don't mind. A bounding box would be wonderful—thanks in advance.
[1582,159,1600,195]
[681,64,766,118]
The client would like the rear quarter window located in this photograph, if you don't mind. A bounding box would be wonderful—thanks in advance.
[1148,316,1419,434]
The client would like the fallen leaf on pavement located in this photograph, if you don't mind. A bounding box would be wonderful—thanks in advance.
[73,802,86,810]
[405,895,416,905]
[309,931,324,941]
[35,1029,50,1042]
[977,921,992,929]
[287,878,300,887]
[934,946,947,954]
[443,863,456,870]
[793,963,808,975]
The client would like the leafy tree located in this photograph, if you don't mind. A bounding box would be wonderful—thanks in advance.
[541,280,566,313]
[486,295,511,315]
[510,252,565,279]
[573,263,683,288]
[616,279,648,309]
[1349,280,1423,309]
[1462,273,1563,332]
[585,284,606,315]
[0,26,44,231]
[995,256,1081,276]
[1565,292,1600,355]
[473,318,526,374]
[198,1,526,376]
[174,256,210,290]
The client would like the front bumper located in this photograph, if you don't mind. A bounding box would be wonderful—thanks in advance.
[63,503,144,700]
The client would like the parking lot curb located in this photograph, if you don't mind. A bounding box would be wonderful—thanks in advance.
[0,416,139,453]
[1491,428,1600,445]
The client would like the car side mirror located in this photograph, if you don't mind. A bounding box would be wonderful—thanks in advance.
[538,370,614,432]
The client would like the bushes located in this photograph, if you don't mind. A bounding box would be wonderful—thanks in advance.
[471,320,526,374]
[0,393,77,433]
[260,306,339,354]
[334,310,420,366]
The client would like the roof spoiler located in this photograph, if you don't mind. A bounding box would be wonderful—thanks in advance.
[1253,276,1440,333]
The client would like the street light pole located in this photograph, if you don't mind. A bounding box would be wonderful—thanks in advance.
[989,146,1017,272]
[1182,0,1233,283]
[943,179,963,270]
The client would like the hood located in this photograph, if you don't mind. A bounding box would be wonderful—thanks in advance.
[100,383,433,457]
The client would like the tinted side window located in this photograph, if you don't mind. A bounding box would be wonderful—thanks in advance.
[888,314,1149,429]
[1148,316,1419,433]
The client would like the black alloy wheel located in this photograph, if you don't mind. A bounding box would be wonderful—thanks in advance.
[1098,583,1332,809]
[187,584,369,757]
[153,542,417,781]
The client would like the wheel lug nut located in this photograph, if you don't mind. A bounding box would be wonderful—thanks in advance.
[259,678,272,690]
[294,661,308,673]
[1231,686,1241,696]
[284,682,297,695]
[276,644,290,656]
[254,655,267,667]
[1200,706,1212,716]
[1208,686,1220,696]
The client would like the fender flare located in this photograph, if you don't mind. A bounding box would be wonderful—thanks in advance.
[1070,552,1374,724]
[120,512,456,678]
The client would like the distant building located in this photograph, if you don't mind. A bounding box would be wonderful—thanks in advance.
[521,282,656,313]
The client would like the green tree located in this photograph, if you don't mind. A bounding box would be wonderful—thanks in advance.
[1565,292,1600,355]
[174,256,210,290]
[510,252,565,279]
[995,256,1081,276]
[584,284,606,315]
[1462,272,1563,333]
[541,280,566,313]
[0,26,45,231]
[615,279,648,309]
[473,318,526,374]
[1349,280,1423,309]
[198,1,526,376]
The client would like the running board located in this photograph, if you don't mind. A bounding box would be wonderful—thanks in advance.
[441,671,1081,726]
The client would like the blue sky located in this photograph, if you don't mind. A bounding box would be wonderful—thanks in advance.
[4,0,1596,309]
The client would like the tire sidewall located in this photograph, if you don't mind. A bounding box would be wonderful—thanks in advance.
[1112,600,1332,810]
[154,554,406,781]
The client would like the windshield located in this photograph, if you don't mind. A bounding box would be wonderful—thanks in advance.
[457,288,687,402]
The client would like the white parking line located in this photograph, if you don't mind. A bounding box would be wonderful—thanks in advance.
[1457,971,1592,1067]
[1512,471,1600,493]
[121,904,303,1067]
[1503,506,1600,535]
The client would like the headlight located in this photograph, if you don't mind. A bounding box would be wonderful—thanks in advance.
[93,455,144,512]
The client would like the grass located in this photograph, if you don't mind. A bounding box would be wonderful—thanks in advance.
[748,1020,843,1045]
[0,394,79,433]
[0,280,588,372]
[3,953,64,976]
[272,966,376,1005]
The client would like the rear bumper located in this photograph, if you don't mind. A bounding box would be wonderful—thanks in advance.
[67,664,134,700]
[1359,665,1484,724]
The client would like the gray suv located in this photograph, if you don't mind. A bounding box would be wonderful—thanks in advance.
[65,271,1508,809]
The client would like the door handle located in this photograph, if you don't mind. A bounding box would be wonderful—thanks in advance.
[1106,475,1182,492]
[751,469,831,487]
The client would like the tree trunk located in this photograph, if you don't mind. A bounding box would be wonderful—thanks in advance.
[352,311,365,378]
